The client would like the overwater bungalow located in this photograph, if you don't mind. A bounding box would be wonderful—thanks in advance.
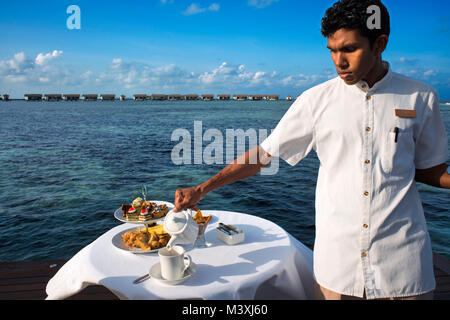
[63,94,80,101]
[249,95,264,101]
[286,95,293,101]
[151,94,168,101]
[43,94,62,101]
[3,94,9,101]
[101,94,115,101]
[264,95,280,101]
[24,94,43,101]
[184,94,199,100]
[120,95,126,101]
[168,94,182,101]
[233,95,248,101]
[201,94,215,101]
[133,94,148,101]
[82,94,98,101]
[218,95,231,101]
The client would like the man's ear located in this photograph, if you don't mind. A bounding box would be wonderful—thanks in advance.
[373,35,389,56]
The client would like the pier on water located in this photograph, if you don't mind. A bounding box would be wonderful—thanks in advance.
[0,93,298,102]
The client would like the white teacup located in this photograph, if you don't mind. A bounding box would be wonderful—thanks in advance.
[158,245,191,281]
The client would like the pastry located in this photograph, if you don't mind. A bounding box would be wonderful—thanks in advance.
[122,227,171,251]
[139,207,152,222]
[132,197,144,211]
[121,204,132,217]
[126,206,140,221]
[151,204,169,219]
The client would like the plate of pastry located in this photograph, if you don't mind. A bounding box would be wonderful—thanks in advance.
[114,198,174,224]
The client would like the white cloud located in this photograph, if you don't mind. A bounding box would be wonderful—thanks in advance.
[35,50,63,66]
[398,56,419,66]
[248,0,279,9]
[0,52,34,74]
[199,62,249,85]
[3,50,448,98]
[209,3,220,11]
[182,3,220,15]
[0,50,76,90]
[0,52,335,96]
[423,69,439,77]
[183,3,206,15]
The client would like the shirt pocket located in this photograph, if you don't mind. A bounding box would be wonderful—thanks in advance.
[381,128,415,175]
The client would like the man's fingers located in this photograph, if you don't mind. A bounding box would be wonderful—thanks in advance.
[174,187,199,212]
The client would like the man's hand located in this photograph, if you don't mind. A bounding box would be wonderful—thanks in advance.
[174,185,204,212]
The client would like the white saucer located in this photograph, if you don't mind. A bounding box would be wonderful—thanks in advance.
[149,262,197,286]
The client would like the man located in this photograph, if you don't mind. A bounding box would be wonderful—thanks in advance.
[174,0,449,300]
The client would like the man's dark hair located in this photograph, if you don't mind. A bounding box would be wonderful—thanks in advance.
[321,0,390,48]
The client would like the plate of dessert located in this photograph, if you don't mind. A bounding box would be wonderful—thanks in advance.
[114,197,174,224]
[112,224,171,254]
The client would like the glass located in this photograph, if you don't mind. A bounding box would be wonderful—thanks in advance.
[193,222,211,248]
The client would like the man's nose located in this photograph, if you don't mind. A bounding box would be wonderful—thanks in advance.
[335,52,349,70]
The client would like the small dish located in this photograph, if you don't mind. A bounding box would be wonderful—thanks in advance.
[149,262,196,286]
[216,224,245,245]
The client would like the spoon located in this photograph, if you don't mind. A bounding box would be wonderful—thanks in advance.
[133,273,151,284]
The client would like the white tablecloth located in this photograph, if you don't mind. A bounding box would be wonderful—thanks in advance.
[46,210,314,300]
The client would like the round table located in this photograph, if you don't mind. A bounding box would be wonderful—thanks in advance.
[46,210,314,300]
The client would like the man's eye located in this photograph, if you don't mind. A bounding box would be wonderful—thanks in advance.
[342,47,356,52]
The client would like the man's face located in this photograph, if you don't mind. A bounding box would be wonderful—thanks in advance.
[327,28,377,85]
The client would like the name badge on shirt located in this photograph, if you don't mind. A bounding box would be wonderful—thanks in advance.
[395,109,417,118]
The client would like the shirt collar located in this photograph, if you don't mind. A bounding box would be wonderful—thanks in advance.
[354,61,392,93]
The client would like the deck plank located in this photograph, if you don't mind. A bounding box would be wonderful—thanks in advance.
[0,252,449,300]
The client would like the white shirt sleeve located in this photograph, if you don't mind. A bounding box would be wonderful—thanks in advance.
[260,94,315,166]
[414,90,449,169]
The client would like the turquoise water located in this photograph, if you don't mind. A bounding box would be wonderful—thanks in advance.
[0,100,449,262]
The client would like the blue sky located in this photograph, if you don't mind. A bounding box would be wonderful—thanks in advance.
[0,0,449,98]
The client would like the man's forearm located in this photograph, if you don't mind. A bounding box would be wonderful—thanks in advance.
[198,146,271,195]
[415,163,450,189]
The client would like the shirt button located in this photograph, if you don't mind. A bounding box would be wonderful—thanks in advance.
[362,84,367,89]
[366,95,371,100]
[365,127,371,132]
[364,191,369,196]
[365,160,371,164]
[362,252,367,257]
[363,224,369,229]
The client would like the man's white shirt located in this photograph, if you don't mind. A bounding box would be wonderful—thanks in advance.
[261,62,449,299]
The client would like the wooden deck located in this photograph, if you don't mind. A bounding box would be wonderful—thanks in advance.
[1,252,449,300]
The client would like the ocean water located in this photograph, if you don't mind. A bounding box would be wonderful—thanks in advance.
[0,100,449,262]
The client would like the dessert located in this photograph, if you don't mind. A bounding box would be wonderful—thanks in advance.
[126,206,140,221]
[152,204,169,219]
[132,197,144,212]
[121,198,170,222]
[139,206,151,222]
[121,204,132,217]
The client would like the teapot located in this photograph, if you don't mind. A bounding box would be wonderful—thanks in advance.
[164,209,199,249]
